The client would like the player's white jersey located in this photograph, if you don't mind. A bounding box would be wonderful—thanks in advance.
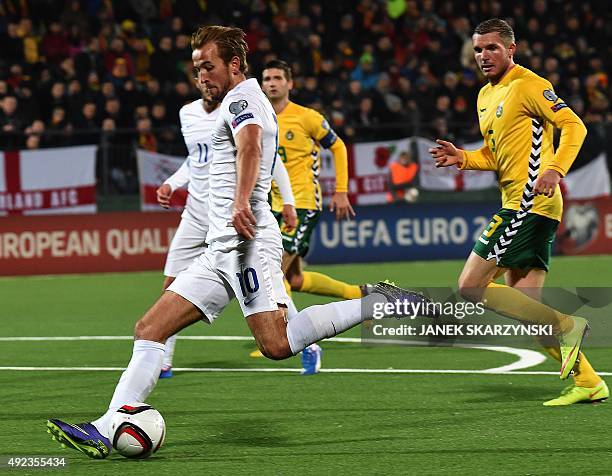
[165,99,219,226]
[207,78,279,241]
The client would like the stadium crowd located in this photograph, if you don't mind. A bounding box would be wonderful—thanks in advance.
[0,0,609,191]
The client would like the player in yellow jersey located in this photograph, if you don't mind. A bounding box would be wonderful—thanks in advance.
[430,19,607,405]
[262,60,369,301]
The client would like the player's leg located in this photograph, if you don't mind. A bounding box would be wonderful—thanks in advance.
[282,209,364,299]
[46,290,203,459]
[462,210,589,379]
[160,219,208,376]
[505,268,608,405]
[160,276,177,377]
[47,249,231,458]
[246,281,433,359]
[93,291,203,433]
[234,226,433,359]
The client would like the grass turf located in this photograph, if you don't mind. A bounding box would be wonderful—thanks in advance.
[0,256,611,475]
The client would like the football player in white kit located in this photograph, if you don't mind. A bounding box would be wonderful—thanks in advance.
[46,26,433,459]
[155,70,297,378]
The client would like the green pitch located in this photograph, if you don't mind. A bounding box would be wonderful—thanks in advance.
[1,256,611,475]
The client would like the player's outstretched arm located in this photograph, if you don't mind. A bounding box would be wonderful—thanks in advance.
[233,124,262,240]
[327,137,355,220]
[157,159,190,208]
[533,169,562,198]
[523,80,587,197]
[272,159,298,231]
[429,139,464,168]
[156,184,173,208]
[330,192,355,220]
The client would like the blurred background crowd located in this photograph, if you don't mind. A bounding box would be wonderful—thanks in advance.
[0,0,610,192]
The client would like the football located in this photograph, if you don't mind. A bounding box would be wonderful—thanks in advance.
[109,403,166,458]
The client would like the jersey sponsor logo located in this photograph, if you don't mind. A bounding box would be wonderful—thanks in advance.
[479,107,486,112]
[551,102,568,112]
[231,112,254,128]
[543,89,558,102]
[285,130,294,140]
[229,99,248,115]
[243,294,258,306]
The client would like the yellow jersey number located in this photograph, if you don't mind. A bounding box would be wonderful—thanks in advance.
[278,146,288,163]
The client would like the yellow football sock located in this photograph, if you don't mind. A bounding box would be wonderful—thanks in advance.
[284,279,292,297]
[482,282,573,334]
[573,354,603,388]
[540,345,601,388]
[300,271,361,299]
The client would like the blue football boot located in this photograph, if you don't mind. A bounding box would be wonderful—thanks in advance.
[46,419,111,459]
[301,343,323,375]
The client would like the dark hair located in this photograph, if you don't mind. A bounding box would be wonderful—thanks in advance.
[474,18,515,45]
[191,25,248,73]
[263,59,293,81]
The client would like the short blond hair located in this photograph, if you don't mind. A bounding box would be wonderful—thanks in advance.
[474,18,515,46]
[191,25,248,73]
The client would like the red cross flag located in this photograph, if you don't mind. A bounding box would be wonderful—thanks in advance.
[0,145,97,216]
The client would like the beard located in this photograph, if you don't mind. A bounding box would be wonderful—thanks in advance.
[208,66,233,102]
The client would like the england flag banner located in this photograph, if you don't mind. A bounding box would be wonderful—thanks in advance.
[563,153,610,199]
[318,138,413,206]
[416,138,497,191]
[137,149,187,212]
[0,146,97,216]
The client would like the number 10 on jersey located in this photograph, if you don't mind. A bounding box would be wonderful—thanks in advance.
[236,267,259,297]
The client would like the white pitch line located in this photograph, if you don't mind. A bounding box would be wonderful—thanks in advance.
[0,366,610,376]
[0,335,546,373]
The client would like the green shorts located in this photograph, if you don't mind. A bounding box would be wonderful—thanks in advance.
[273,208,321,257]
[473,208,559,271]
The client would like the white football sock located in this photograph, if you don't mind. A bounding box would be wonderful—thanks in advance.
[286,294,385,354]
[162,335,177,368]
[92,339,165,438]
[285,296,299,321]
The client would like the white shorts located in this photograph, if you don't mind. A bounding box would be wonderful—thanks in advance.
[163,218,209,277]
[167,226,289,322]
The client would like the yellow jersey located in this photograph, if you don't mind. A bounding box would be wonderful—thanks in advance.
[461,65,587,221]
[270,101,348,211]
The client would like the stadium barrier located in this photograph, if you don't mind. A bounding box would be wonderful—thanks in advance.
[0,146,97,216]
[306,202,499,264]
[306,197,612,264]
[1,197,611,275]
[0,211,180,276]
[557,195,612,256]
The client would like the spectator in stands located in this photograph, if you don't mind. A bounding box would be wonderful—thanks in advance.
[0,95,25,148]
[103,97,125,128]
[67,80,84,117]
[61,0,90,36]
[2,23,24,64]
[46,107,72,147]
[136,117,156,152]
[15,82,37,125]
[25,120,45,149]
[387,151,419,203]
[42,21,70,64]
[142,79,162,108]
[18,18,40,65]
[150,36,178,88]
[0,0,606,197]
[0,81,8,100]
[350,52,380,90]
[103,38,134,78]
[74,101,100,145]
[74,38,104,84]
